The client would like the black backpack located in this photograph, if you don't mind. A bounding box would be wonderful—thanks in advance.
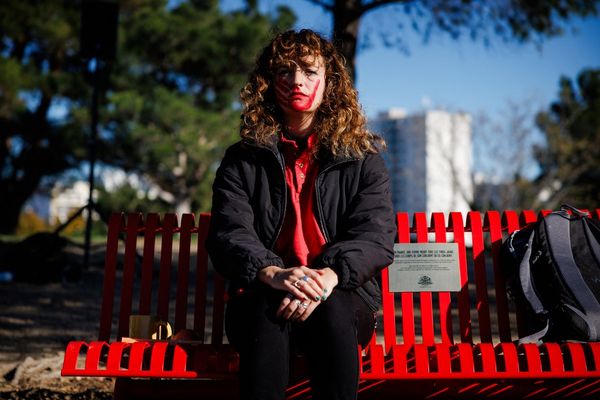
[501,205,600,343]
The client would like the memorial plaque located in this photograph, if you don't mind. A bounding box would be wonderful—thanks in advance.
[388,243,461,292]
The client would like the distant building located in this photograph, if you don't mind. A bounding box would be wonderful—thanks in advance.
[371,108,473,215]
[50,181,91,223]
[22,180,91,225]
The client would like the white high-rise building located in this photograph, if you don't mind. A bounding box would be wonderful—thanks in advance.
[372,108,473,215]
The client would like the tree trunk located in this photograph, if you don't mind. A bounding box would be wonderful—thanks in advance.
[0,199,23,234]
[0,176,41,234]
[332,0,362,82]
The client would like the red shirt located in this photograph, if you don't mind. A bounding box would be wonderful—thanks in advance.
[274,133,327,267]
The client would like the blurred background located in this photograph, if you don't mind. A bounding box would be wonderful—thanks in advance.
[0,0,599,257]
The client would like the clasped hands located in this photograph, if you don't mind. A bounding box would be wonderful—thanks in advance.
[258,265,338,322]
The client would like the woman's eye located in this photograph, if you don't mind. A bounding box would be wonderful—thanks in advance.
[277,68,292,76]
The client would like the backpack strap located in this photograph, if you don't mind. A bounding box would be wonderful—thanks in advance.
[545,212,600,340]
[517,230,550,344]
[583,218,600,265]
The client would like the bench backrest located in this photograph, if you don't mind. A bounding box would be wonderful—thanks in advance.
[98,212,223,343]
[98,210,600,348]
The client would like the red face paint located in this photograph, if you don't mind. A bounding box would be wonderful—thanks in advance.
[274,74,321,112]
[289,80,320,111]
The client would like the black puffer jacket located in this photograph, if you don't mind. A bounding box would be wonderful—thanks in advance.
[205,138,396,311]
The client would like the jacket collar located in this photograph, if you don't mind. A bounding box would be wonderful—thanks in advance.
[241,134,359,170]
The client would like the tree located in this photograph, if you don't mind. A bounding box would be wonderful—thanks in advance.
[0,0,88,234]
[306,0,599,80]
[103,0,294,215]
[533,68,600,209]
[471,98,543,211]
[0,0,294,233]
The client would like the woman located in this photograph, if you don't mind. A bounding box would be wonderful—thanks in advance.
[206,29,395,400]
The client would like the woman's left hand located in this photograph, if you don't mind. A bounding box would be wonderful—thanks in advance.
[314,267,338,301]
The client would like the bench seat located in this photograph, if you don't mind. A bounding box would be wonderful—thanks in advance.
[64,340,600,379]
[61,210,600,399]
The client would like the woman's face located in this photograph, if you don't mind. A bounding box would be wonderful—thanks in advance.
[273,55,326,116]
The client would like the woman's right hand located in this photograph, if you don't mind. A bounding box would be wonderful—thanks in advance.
[258,265,324,302]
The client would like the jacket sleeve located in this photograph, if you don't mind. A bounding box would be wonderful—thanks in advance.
[312,153,396,290]
[205,145,284,285]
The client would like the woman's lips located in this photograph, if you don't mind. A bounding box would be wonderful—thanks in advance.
[290,92,307,99]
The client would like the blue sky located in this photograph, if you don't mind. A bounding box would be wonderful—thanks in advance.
[223,0,600,120]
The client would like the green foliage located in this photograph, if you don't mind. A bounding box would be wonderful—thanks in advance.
[95,182,172,216]
[101,0,295,213]
[16,211,50,236]
[534,68,600,209]
[0,0,295,233]
[0,0,88,233]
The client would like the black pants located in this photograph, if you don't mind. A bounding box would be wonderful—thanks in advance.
[225,286,375,400]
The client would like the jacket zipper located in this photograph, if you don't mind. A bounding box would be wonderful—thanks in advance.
[269,147,287,250]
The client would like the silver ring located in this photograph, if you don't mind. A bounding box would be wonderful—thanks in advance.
[300,302,308,309]
[294,299,301,306]
[293,279,305,288]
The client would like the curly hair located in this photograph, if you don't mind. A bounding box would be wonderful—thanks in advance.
[240,29,385,159]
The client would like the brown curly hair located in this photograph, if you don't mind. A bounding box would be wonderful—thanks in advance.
[240,29,385,159]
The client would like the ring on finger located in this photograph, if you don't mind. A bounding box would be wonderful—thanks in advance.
[294,299,301,307]
[301,275,310,282]
[300,302,308,309]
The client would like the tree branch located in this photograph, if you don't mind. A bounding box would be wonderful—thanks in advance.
[360,0,408,15]
[305,0,334,12]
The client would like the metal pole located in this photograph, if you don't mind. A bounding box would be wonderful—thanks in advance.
[84,58,100,270]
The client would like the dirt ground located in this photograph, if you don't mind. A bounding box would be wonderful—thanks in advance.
[0,240,114,399]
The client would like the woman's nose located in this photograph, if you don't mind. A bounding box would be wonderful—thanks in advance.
[292,69,304,86]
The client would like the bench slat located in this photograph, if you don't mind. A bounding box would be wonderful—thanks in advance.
[139,213,159,315]
[486,211,513,342]
[175,214,195,332]
[107,342,128,371]
[99,213,123,341]
[157,214,177,321]
[396,212,415,346]
[85,342,105,371]
[478,343,496,373]
[414,213,434,345]
[522,344,542,372]
[149,341,168,372]
[118,214,142,339]
[434,343,452,373]
[194,213,210,343]
[544,342,564,372]
[498,342,519,373]
[380,267,395,352]
[432,212,454,344]
[567,342,588,372]
[458,342,474,373]
[450,212,472,344]
[469,212,493,343]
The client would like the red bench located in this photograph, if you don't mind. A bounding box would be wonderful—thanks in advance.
[62,210,600,399]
